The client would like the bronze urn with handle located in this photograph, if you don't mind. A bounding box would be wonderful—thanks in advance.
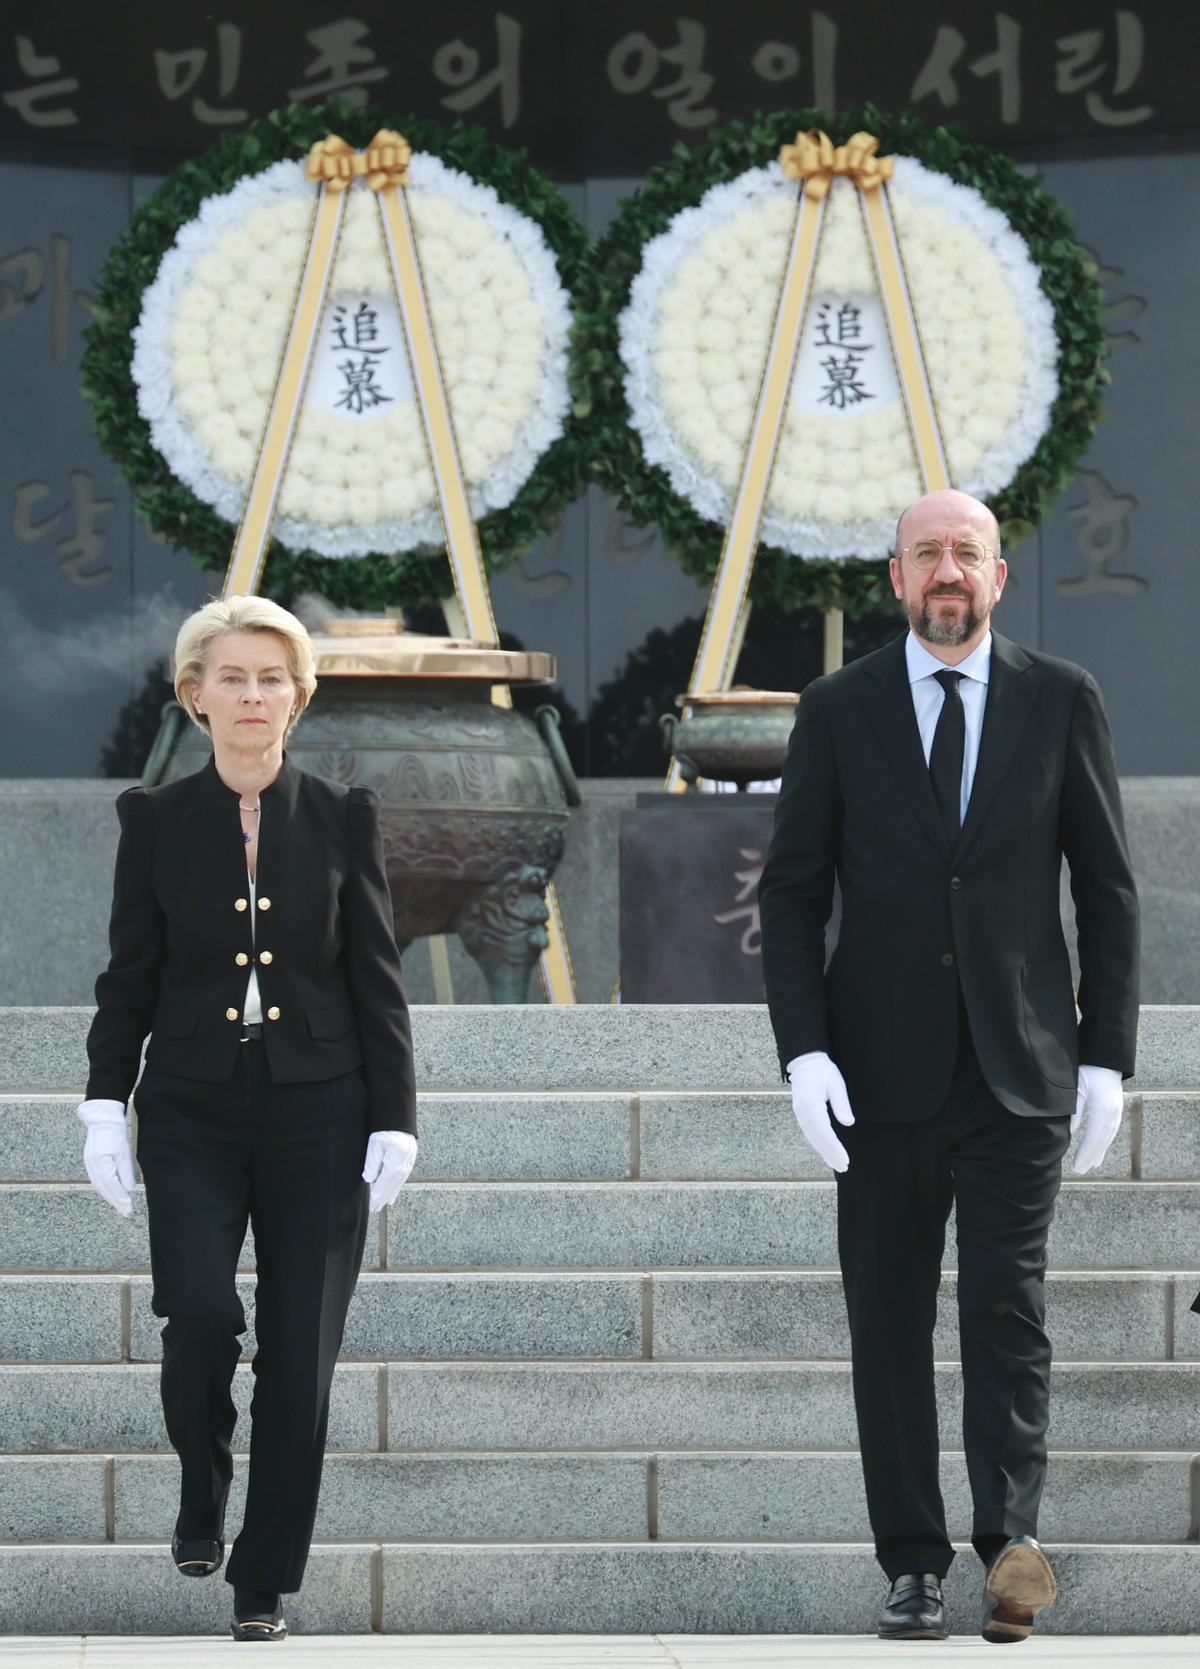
[145,618,579,1003]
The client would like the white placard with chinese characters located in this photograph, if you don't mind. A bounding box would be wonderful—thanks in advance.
[308,292,414,419]
[789,291,900,416]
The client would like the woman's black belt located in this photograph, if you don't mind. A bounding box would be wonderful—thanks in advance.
[240,1022,264,1041]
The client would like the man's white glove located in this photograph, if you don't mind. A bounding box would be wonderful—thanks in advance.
[786,1051,855,1174]
[362,1130,418,1211]
[1070,1064,1124,1175]
[76,1099,136,1217]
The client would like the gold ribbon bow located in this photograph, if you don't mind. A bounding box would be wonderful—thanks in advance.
[778,129,894,200]
[303,129,412,193]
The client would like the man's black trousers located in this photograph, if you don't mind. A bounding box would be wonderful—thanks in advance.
[835,1007,1071,1580]
[135,1039,370,1595]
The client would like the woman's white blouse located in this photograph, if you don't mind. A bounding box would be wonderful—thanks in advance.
[243,867,263,1025]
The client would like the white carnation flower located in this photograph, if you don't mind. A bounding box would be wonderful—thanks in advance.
[453,354,495,390]
[450,383,488,420]
[493,360,541,400]
[308,485,346,524]
[179,382,220,419]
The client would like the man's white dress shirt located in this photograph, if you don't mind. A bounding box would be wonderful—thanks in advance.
[905,629,992,826]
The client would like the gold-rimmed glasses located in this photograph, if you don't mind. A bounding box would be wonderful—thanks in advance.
[899,539,995,571]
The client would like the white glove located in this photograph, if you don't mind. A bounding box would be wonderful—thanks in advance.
[77,1098,136,1217]
[786,1051,856,1174]
[1070,1064,1124,1175]
[362,1130,418,1211]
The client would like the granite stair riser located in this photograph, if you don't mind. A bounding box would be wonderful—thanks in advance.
[384,1363,1200,1452]
[2,1449,1193,1546]
[0,1189,382,1274]
[3,1271,1193,1365]
[1,1542,1197,1635]
[382,1182,1200,1273]
[5,1181,1198,1273]
[0,1544,372,1635]
[376,1543,1200,1634]
[3,1005,1198,1095]
[8,1088,1200,1188]
[4,1362,1199,1453]
[26,1090,1200,1184]
[0,1364,380,1454]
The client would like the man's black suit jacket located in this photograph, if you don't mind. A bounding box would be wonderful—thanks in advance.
[758,630,1139,1122]
[85,751,416,1136]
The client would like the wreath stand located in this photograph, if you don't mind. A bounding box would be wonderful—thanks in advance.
[665,128,951,790]
[220,130,578,1003]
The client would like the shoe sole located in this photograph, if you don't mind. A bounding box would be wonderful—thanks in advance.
[878,1628,950,1641]
[983,1541,1057,1642]
[230,1621,288,1642]
[173,1540,224,1579]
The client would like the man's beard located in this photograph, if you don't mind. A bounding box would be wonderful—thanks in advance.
[908,590,987,646]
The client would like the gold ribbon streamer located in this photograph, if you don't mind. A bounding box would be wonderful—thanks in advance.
[664,126,948,801]
[371,144,578,1002]
[663,181,828,793]
[858,184,950,492]
[224,173,347,597]
[374,180,499,653]
[778,128,894,200]
[227,131,577,999]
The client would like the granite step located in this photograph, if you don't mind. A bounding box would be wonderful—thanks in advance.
[4,1179,1198,1274]
[4,1361,1200,1454]
[381,1179,1200,1273]
[0,1540,1197,1635]
[3,1270,1194,1365]
[2,1447,1192,1546]
[4,1004,1198,1095]
[19,1088,1200,1183]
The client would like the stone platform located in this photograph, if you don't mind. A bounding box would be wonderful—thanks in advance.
[0,776,1196,1005]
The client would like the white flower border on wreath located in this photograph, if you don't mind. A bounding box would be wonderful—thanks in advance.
[618,156,1059,561]
[131,153,572,560]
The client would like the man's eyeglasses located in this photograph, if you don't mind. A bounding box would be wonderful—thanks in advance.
[899,539,995,571]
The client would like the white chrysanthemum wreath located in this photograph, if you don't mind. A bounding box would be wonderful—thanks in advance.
[618,156,1058,562]
[131,153,572,561]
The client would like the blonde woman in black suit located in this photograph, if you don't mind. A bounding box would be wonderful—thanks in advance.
[78,596,417,1641]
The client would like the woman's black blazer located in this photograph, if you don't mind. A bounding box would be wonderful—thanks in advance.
[85,751,416,1137]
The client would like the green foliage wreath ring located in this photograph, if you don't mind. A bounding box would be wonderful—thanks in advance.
[576,104,1107,618]
[81,99,593,612]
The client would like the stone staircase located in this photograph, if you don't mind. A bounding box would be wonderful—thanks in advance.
[1,1003,1198,1637]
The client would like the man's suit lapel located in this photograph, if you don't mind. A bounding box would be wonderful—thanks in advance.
[953,632,1039,864]
[858,635,952,859]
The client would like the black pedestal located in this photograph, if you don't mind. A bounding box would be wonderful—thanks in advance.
[619,793,778,1003]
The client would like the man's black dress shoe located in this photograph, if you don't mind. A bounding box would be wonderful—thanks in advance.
[171,1529,224,1578]
[878,1573,949,1640]
[981,1536,1056,1643]
[231,1587,288,1643]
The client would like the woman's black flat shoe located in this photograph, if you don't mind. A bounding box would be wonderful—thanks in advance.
[231,1589,287,1642]
[171,1530,224,1578]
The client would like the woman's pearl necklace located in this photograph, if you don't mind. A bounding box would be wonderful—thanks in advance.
[238,802,260,845]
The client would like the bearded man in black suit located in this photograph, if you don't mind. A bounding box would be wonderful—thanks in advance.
[759,489,1139,1644]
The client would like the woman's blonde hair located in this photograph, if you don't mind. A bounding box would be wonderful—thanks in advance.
[174,595,317,739]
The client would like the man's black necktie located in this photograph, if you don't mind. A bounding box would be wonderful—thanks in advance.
[929,669,965,846]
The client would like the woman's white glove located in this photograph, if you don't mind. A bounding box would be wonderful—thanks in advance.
[362,1130,418,1211]
[786,1051,856,1174]
[1070,1064,1124,1174]
[76,1099,136,1217]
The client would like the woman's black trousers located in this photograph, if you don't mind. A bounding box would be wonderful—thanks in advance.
[135,1038,370,1594]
